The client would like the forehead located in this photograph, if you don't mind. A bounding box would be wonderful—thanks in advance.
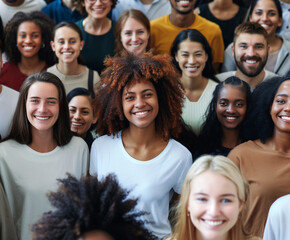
[123,79,155,92]
[178,40,204,51]
[27,82,59,97]
[123,17,146,29]
[18,21,41,32]
[253,0,278,10]
[69,95,92,107]
[55,26,80,38]
[275,80,290,95]
[235,33,267,46]
[218,85,247,99]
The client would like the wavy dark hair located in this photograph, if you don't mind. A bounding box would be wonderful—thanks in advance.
[170,29,219,83]
[94,52,184,140]
[32,174,157,240]
[243,75,290,142]
[4,11,55,65]
[196,76,251,157]
[3,72,73,146]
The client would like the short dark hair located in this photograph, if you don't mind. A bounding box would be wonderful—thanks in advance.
[233,22,268,45]
[197,76,251,156]
[32,174,157,240]
[4,72,73,146]
[4,11,55,65]
[243,75,290,142]
[170,29,218,82]
[94,52,184,140]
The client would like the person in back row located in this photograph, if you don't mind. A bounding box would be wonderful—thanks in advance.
[216,22,277,90]
[150,0,224,73]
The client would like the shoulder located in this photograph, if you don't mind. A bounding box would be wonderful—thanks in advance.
[66,136,88,150]
[216,71,235,81]
[264,70,278,81]
[167,139,192,162]
[194,14,221,31]
[269,194,290,214]
[92,134,120,148]
[150,15,169,26]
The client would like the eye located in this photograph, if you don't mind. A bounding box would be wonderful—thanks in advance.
[137,30,145,35]
[181,53,189,57]
[124,96,134,101]
[48,100,57,105]
[57,40,65,44]
[239,44,247,49]
[254,10,263,16]
[197,197,207,202]
[219,101,228,107]
[235,102,244,107]
[19,34,26,38]
[30,99,39,103]
[32,34,40,39]
[69,109,76,113]
[82,110,90,115]
[124,31,131,36]
[221,199,231,203]
[276,99,286,104]
[144,92,153,98]
[70,39,77,44]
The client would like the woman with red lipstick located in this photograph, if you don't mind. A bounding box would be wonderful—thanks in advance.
[228,75,290,238]
[194,76,250,159]
[75,0,117,74]
[0,72,89,240]
[0,11,54,91]
[222,0,290,76]
[48,21,100,96]
[115,9,150,57]
[90,52,192,239]
[171,29,219,135]
[169,155,259,240]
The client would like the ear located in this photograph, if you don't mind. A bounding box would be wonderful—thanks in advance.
[50,41,55,51]
[204,52,208,62]
[175,53,179,63]
[92,115,98,124]
[231,44,235,57]
[278,17,283,28]
[80,40,84,50]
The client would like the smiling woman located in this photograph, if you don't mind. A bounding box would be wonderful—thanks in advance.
[0,72,89,240]
[0,11,54,91]
[168,155,259,240]
[228,75,290,237]
[90,52,192,239]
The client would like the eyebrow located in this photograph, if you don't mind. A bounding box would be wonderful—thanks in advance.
[276,94,289,97]
[219,98,245,101]
[29,96,58,100]
[180,50,203,53]
[194,193,236,197]
[124,88,154,95]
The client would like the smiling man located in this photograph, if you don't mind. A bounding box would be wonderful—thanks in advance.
[150,0,224,73]
[217,22,277,90]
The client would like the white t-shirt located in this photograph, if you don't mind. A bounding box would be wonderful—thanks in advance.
[0,137,89,240]
[0,85,19,139]
[263,194,290,240]
[90,133,192,239]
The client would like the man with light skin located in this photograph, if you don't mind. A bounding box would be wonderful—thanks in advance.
[216,22,277,90]
[150,0,224,73]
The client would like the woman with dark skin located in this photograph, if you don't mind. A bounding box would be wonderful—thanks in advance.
[195,76,251,159]
[32,174,157,240]
[228,76,290,237]
[0,11,54,91]
[90,52,192,239]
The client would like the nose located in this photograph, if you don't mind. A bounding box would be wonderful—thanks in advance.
[38,101,47,112]
[188,54,196,64]
[63,41,70,49]
[135,96,145,108]
[226,104,235,113]
[246,46,255,57]
[131,33,137,41]
[208,201,220,216]
[24,36,32,43]
[261,12,269,22]
[73,110,81,119]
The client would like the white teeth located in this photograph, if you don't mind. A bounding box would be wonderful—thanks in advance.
[281,116,290,120]
[72,122,83,126]
[130,44,141,47]
[261,24,270,28]
[246,60,257,64]
[226,116,237,120]
[23,46,33,50]
[205,220,223,226]
[62,52,72,55]
[180,0,189,3]
[135,111,148,116]
[35,116,49,120]
[187,67,197,71]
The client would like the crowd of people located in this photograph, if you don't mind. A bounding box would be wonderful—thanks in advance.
[0,0,290,239]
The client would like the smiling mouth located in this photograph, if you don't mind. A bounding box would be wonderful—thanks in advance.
[203,219,224,226]
[133,111,150,116]
[72,122,84,126]
[23,46,34,50]
[35,116,50,120]
[280,116,290,121]
[62,52,73,56]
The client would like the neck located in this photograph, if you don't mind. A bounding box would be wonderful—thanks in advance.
[18,55,45,75]
[181,74,206,91]
[29,129,57,153]
[266,129,290,153]
[83,16,110,35]
[235,69,265,89]
[140,0,154,4]
[211,0,234,8]
[56,61,84,75]
[2,0,24,6]
[221,127,240,149]
[169,11,195,28]
[281,0,290,3]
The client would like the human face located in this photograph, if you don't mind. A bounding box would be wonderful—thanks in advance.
[81,231,114,240]
[69,95,97,138]
[120,17,149,57]
[216,86,247,130]
[233,33,268,78]
[51,26,84,64]
[249,0,282,37]
[84,0,112,19]
[188,170,241,240]
[271,80,290,134]
[170,0,196,15]
[26,82,59,135]
[175,40,208,79]
[122,80,159,130]
[17,21,42,59]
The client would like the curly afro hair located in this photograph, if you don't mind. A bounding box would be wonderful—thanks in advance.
[94,52,184,141]
[32,174,157,240]
[4,11,55,65]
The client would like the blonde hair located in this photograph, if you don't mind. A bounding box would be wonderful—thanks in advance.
[171,155,249,240]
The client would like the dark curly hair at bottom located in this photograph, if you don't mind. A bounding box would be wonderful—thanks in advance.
[31,174,157,240]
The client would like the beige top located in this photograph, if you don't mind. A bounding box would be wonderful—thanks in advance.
[228,140,290,238]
